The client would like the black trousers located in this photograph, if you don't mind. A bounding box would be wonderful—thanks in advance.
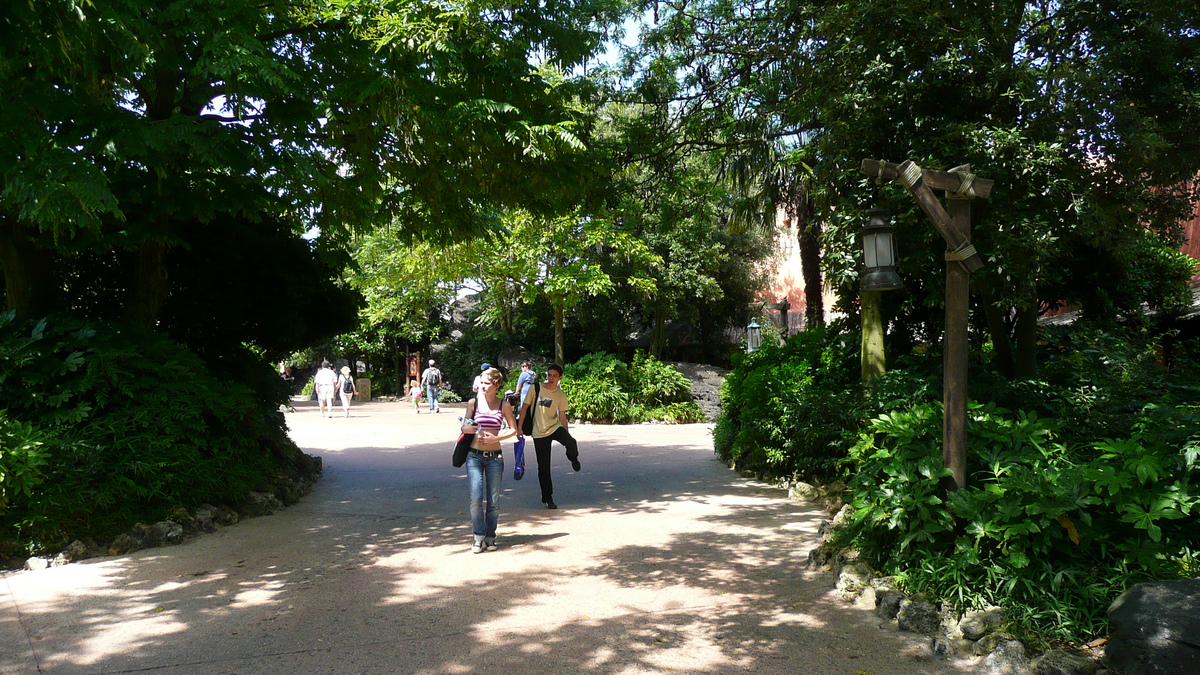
[532,427,579,503]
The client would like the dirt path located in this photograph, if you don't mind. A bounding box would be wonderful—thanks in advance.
[1,399,976,674]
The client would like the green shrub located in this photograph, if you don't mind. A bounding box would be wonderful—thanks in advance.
[0,312,296,556]
[560,351,701,424]
[300,378,314,397]
[562,375,632,423]
[437,388,463,404]
[0,412,53,514]
[626,351,692,405]
[846,401,1200,643]
[715,322,865,479]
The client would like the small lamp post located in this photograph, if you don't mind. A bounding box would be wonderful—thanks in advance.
[746,319,762,352]
[861,208,903,292]
[860,208,901,382]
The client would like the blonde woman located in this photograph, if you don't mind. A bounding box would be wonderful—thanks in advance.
[337,366,357,417]
[460,367,518,553]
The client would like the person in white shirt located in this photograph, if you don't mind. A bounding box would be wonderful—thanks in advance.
[314,360,338,417]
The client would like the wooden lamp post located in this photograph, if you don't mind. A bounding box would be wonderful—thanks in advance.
[860,208,902,381]
[858,159,995,491]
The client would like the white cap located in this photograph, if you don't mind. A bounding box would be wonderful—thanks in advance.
[428,359,435,365]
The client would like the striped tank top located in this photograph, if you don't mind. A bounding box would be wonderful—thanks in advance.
[473,395,504,432]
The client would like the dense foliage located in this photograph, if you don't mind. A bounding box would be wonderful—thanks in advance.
[718,322,1200,643]
[0,313,297,558]
[714,323,865,479]
[561,351,704,424]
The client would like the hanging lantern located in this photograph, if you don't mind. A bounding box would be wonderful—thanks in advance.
[746,319,762,352]
[861,208,903,292]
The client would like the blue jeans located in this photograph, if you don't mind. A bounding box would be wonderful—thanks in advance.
[466,451,503,542]
[425,384,440,411]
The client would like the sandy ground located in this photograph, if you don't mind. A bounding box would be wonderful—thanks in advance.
[0,398,979,674]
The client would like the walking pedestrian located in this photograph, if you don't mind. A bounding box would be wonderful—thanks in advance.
[314,360,338,417]
[409,379,423,413]
[337,366,357,417]
[517,363,581,509]
[461,367,518,553]
[472,362,491,393]
[516,361,536,407]
[421,359,442,413]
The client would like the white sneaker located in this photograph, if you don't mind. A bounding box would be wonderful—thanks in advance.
[471,541,484,554]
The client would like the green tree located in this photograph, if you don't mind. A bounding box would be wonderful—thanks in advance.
[624,0,1200,376]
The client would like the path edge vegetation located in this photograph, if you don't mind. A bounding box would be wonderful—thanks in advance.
[715,320,1200,647]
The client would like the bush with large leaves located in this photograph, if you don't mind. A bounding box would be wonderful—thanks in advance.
[715,323,864,480]
[0,313,296,557]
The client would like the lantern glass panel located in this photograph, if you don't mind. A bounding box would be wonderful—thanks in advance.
[874,231,894,267]
[864,232,879,268]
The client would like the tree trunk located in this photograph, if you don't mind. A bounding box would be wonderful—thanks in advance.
[129,226,170,328]
[796,198,823,329]
[977,283,1015,379]
[650,303,667,360]
[1014,302,1039,378]
[553,300,565,366]
[860,290,885,380]
[394,352,403,397]
[0,216,53,318]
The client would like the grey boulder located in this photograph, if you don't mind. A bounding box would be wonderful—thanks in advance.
[1106,578,1200,675]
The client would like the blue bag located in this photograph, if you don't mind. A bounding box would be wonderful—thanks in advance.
[513,436,526,480]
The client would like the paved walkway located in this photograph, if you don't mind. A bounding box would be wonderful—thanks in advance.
[2,400,973,674]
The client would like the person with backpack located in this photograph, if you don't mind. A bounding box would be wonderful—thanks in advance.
[337,366,358,417]
[516,364,581,509]
[314,360,338,417]
[420,359,443,413]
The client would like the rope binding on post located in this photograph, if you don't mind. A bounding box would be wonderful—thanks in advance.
[898,161,923,189]
[950,169,977,199]
[945,242,977,261]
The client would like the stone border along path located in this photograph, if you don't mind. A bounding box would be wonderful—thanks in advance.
[1,399,977,674]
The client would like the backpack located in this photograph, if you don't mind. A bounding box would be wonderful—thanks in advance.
[424,368,441,386]
[520,380,540,436]
[342,376,354,394]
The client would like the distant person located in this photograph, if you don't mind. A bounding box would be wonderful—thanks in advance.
[314,360,338,417]
[281,365,294,383]
[337,366,358,417]
[409,379,423,413]
[461,367,518,553]
[420,359,442,413]
[472,362,491,393]
[516,361,536,406]
[517,363,580,509]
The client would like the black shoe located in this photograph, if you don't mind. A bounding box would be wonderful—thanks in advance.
[544,500,557,509]
[571,459,581,472]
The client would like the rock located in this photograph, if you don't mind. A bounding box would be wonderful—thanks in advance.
[191,505,219,532]
[876,589,906,620]
[816,519,833,538]
[939,601,964,641]
[930,635,970,659]
[666,362,727,422]
[789,481,822,502]
[821,480,847,513]
[870,575,898,592]
[836,562,874,601]
[211,505,239,526]
[60,540,90,563]
[973,632,1019,657]
[154,520,184,545]
[108,533,141,556]
[239,491,282,517]
[1032,649,1100,675]
[897,596,941,635]
[24,557,49,571]
[830,504,853,530]
[854,585,878,611]
[1105,578,1200,675]
[169,506,196,533]
[981,639,1031,675]
[131,521,183,548]
[960,605,1006,641]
